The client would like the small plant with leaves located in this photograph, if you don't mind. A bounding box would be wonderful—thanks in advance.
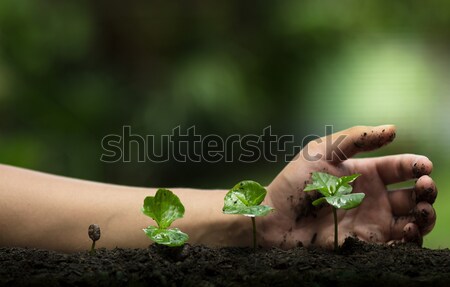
[222,180,274,249]
[142,188,189,247]
[304,172,365,251]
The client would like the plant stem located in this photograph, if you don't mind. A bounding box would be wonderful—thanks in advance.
[90,241,96,255]
[332,207,338,251]
[251,217,256,249]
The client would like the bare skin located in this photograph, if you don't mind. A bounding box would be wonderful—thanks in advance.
[0,125,437,252]
[263,125,436,249]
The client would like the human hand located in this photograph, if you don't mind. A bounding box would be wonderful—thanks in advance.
[262,125,436,249]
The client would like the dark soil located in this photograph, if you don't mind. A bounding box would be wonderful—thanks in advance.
[1,238,450,287]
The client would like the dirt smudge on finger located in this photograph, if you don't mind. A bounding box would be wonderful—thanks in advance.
[416,187,436,204]
[353,129,395,150]
[388,132,396,142]
[353,131,369,148]
[413,162,428,178]
[420,209,429,221]
[403,224,423,246]
[414,207,430,226]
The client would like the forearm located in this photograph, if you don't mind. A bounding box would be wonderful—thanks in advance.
[0,164,253,252]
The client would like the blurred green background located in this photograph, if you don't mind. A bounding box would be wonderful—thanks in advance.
[0,0,449,248]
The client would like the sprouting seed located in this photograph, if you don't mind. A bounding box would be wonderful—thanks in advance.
[88,224,101,254]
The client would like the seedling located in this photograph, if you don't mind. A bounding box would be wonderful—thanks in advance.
[304,172,364,251]
[88,224,101,255]
[222,180,274,249]
[142,188,189,247]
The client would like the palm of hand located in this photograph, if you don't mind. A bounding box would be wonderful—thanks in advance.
[264,125,436,249]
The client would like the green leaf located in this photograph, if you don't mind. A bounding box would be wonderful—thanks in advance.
[143,226,189,247]
[304,172,339,196]
[324,193,365,210]
[305,172,364,209]
[223,180,274,217]
[311,197,327,206]
[223,205,274,217]
[336,184,353,195]
[338,174,361,185]
[304,172,361,196]
[142,189,185,229]
[335,174,361,195]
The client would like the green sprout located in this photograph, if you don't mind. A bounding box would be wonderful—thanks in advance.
[142,188,189,247]
[222,180,274,249]
[304,172,365,251]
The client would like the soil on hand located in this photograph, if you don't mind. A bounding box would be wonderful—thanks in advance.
[1,238,450,287]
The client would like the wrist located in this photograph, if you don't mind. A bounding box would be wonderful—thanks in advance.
[257,185,279,248]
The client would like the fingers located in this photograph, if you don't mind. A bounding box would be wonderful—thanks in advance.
[390,216,412,239]
[388,175,437,216]
[413,202,436,235]
[389,218,422,245]
[373,154,433,185]
[415,176,437,204]
[388,175,437,240]
[311,125,396,164]
[388,188,415,216]
[402,223,423,246]
[390,202,436,244]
